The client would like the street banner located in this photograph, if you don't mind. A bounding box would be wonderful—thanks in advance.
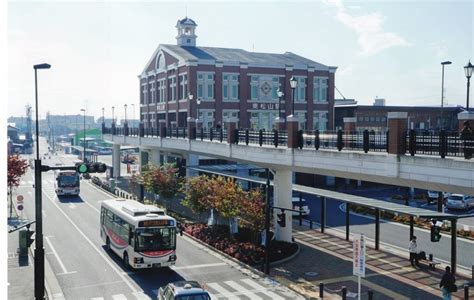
[353,233,366,277]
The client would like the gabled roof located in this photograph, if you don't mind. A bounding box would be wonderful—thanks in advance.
[161,44,330,69]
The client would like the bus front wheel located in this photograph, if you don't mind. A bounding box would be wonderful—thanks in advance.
[123,252,130,269]
[106,237,111,252]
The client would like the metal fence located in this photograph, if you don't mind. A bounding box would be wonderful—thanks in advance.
[406,130,473,158]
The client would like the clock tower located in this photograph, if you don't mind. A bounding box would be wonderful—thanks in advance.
[176,17,197,47]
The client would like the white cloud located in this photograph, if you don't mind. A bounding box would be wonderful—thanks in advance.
[323,0,411,56]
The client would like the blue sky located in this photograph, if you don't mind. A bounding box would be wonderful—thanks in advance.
[7,0,473,119]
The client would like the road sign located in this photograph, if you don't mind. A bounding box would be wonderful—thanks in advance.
[17,195,24,202]
[353,234,366,277]
[17,204,24,211]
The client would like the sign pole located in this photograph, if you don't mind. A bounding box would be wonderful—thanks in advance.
[353,233,366,300]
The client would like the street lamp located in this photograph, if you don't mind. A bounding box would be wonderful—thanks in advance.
[464,60,473,111]
[124,104,128,125]
[101,107,105,124]
[440,61,452,129]
[80,108,86,162]
[196,97,201,121]
[33,62,51,300]
[277,88,285,119]
[112,106,115,124]
[289,76,298,116]
[131,104,135,127]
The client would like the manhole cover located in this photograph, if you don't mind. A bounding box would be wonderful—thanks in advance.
[305,271,319,277]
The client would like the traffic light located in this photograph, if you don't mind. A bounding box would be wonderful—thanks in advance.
[76,162,107,174]
[26,230,35,247]
[277,210,286,227]
[430,220,442,242]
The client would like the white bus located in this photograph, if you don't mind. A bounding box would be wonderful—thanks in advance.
[54,171,80,196]
[100,199,177,269]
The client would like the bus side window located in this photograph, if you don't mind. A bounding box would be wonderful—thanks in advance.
[129,227,134,246]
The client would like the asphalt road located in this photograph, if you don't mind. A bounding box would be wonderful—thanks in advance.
[17,139,303,300]
[302,194,474,271]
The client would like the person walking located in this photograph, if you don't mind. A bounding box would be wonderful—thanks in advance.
[408,236,419,267]
[440,266,456,300]
[460,120,473,159]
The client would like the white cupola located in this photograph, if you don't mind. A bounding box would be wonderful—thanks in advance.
[176,17,197,47]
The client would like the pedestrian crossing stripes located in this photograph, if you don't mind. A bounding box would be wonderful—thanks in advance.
[87,278,293,300]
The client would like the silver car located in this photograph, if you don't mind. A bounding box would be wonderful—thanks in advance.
[158,281,211,300]
[446,194,474,211]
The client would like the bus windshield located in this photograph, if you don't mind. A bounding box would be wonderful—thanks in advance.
[135,227,176,251]
[58,174,79,187]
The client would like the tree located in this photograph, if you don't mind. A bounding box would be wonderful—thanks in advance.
[7,155,28,217]
[239,188,265,233]
[140,163,181,210]
[181,175,213,214]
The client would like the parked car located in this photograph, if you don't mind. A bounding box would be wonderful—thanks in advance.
[427,191,450,203]
[292,197,310,217]
[445,194,474,211]
[158,281,211,300]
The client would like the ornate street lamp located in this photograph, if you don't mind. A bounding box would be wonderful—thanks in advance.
[277,88,285,119]
[440,61,452,129]
[464,60,473,111]
[289,76,298,116]
[196,97,201,121]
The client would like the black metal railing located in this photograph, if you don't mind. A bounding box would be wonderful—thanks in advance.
[103,126,472,159]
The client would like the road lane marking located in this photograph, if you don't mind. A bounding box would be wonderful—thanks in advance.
[56,271,78,276]
[240,279,285,300]
[224,280,263,300]
[172,262,226,270]
[206,282,240,300]
[111,294,128,300]
[132,292,151,299]
[45,236,74,275]
[43,191,140,293]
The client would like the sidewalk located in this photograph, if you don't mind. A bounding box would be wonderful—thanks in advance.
[271,223,474,300]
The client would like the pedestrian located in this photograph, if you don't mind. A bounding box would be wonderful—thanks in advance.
[460,120,473,159]
[408,236,419,267]
[440,266,457,300]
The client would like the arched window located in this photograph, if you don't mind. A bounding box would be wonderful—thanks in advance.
[155,53,165,71]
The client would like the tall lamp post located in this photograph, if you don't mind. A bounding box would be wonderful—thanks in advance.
[112,106,115,124]
[124,104,128,125]
[289,76,298,116]
[196,97,201,120]
[440,61,452,129]
[80,108,86,161]
[464,60,473,111]
[277,88,284,119]
[101,107,105,124]
[33,62,51,300]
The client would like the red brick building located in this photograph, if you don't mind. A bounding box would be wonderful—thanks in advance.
[139,17,337,131]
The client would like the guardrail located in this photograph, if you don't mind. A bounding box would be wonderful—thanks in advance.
[103,126,473,159]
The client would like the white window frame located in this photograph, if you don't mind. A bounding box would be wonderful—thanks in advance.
[295,111,307,130]
[142,84,148,105]
[313,110,328,131]
[313,77,328,103]
[222,109,240,129]
[249,75,280,102]
[197,72,215,100]
[150,81,156,104]
[294,76,306,102]
[169,76,177,102]
[158,79,166,103]
[222,73,239,102]
[179,74,188,100]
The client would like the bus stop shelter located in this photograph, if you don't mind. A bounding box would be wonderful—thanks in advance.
[188,164,461,274]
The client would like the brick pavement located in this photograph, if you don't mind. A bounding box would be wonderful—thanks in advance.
[269,224,474,299]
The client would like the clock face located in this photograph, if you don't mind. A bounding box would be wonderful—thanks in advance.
[260,82,272,95]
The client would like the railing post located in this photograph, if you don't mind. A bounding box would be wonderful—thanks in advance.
[297,130,303,149]
[245,129,249,145]
[187,117,196,140]
[368,289,374,300]
[124,122,129,136]
[225,118,238,144]
[139,122,144,137]
[314,130,320,150]
[219,128,223,143]
[273,129,279,147]
[409,129,416,156]
[439,129,446,158]
[286,115,299,148]
[337,130,343,151]
[259,130,263,146]
[210,128,214,141]
[341,286,347,300]
[319,282,324,298]
[159,119,166,138]
[111,122,116,135]
[387,112,408,155]
[363,130,369,153]
[233,128,239,144]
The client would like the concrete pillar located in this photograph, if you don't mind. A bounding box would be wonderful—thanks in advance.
[150,149,160,166]
[186,153,199,178]
[112,144,121,178]
[187,117,196,139]
[274,117,285,130]
[458,111,474,130]
[387,112,408,155]
[286,115,299,148]
[139,148,149,172]
[225,117,238,144]
[274,169,293,242]
[343,117,357,131]
[159,119,167,138]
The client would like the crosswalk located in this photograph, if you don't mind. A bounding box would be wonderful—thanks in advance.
[86,278,295,300]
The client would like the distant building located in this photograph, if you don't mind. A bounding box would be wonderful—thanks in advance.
[335,102,463,131]
[138,17,337,131]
